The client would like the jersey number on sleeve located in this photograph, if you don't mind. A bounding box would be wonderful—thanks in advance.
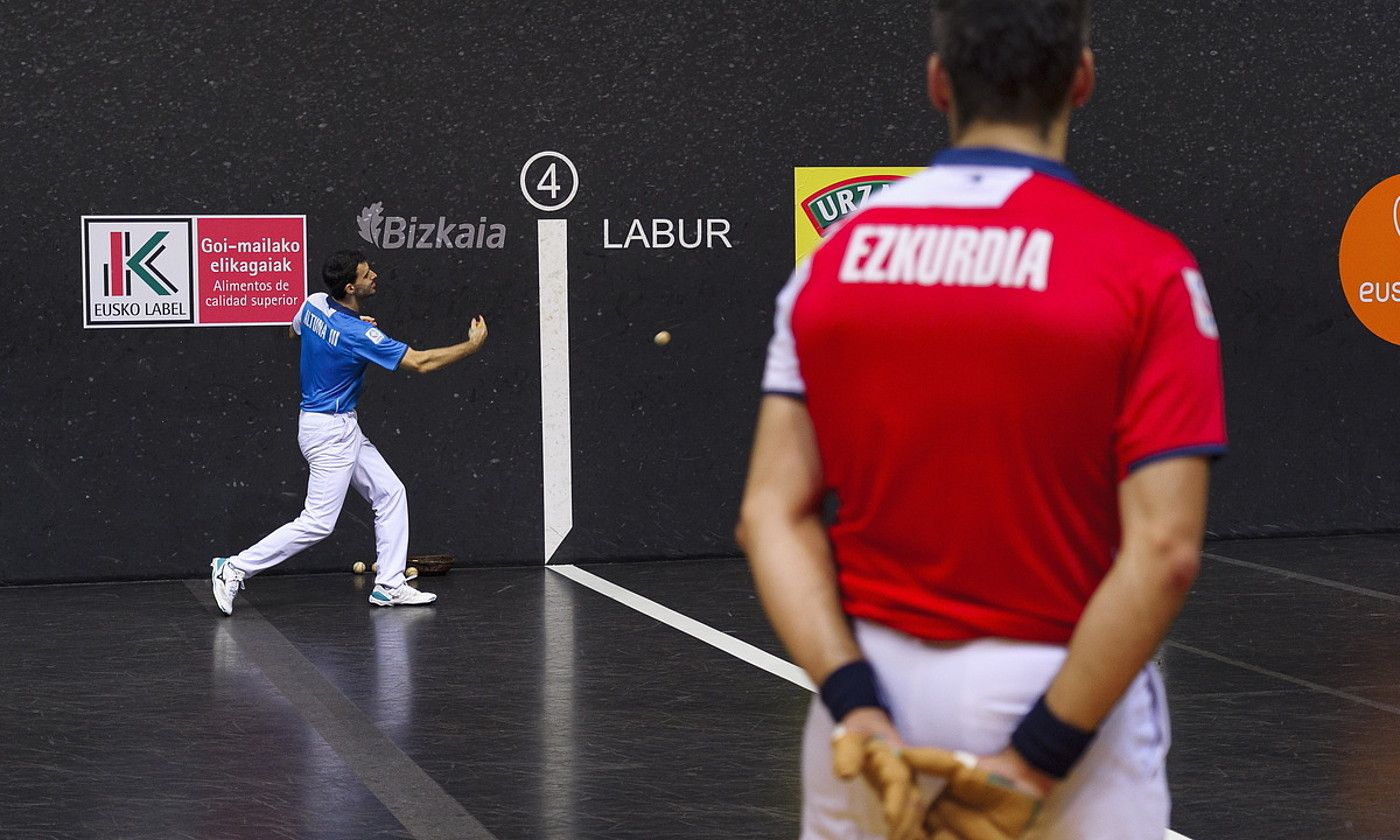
[1183,268,1219,339]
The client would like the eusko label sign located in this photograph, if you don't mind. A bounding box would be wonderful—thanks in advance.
[82,215,307,328]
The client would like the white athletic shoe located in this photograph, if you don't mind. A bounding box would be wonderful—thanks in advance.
[369,582,437,607]
[211,557,245,616]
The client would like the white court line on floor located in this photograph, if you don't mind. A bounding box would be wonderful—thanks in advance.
[549,564,814,690]
[1165,639,1400,716]
[550,563,1195,840]
[1202,552,1400,604]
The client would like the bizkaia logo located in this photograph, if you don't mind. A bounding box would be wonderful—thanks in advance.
[794,167,922,263]
[83,218,195,326]
[356,202,506,250]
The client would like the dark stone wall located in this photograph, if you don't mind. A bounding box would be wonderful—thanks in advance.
[3,1,1397,583]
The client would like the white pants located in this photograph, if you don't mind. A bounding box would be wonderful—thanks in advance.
[232,411,410,588]
[802,620,1171,840]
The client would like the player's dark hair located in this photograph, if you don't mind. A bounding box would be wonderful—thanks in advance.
[322,249,367,299]
[932,0,1092,135]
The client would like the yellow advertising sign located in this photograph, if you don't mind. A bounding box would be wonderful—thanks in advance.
[794,166,922,263]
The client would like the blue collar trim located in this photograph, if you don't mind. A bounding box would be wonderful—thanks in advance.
[328,298,359,318]
[933,147,1078,185]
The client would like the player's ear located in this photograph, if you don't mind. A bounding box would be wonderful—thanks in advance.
[1069,47,1095,109]
[927,54,953,114]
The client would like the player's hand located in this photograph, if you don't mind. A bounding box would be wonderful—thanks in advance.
[835,706,903,746]
[899,747,1045,840]
[359,315,378,326]
[468,315,488,347]
[972,748,1054,799]
[832,710,929,840]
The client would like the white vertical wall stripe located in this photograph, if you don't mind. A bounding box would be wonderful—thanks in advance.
[538,219,573,562]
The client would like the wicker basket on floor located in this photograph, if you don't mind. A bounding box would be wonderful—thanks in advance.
[408,554,454,575]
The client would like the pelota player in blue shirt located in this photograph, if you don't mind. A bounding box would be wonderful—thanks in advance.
[211,249,488,614]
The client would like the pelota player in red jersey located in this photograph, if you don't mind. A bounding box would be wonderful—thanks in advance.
[737,1,1226,837]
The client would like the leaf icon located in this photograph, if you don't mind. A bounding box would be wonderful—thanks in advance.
[357,202,384,245]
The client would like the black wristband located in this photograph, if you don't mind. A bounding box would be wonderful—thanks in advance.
[1010,694,1097,779]
[819,660,887,723]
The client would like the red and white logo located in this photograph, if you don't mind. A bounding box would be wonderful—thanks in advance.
[83,218,195,326]
[81,215,306,329]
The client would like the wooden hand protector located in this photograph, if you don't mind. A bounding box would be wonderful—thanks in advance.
[831,727,931,840]
[901,748,1042,840]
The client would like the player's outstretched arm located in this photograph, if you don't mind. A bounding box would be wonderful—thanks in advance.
[984,455,1209,796]
[399,316,488,374]
[736,396,899,741]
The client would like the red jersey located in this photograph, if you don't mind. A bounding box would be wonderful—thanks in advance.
[763,148,1227,645]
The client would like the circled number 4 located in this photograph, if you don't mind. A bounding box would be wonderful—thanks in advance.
[536,164,561,199]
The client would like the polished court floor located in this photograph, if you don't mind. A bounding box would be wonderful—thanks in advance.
[3,536,1397,839]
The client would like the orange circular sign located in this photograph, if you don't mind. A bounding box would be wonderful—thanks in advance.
[1340,175,1400,344]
